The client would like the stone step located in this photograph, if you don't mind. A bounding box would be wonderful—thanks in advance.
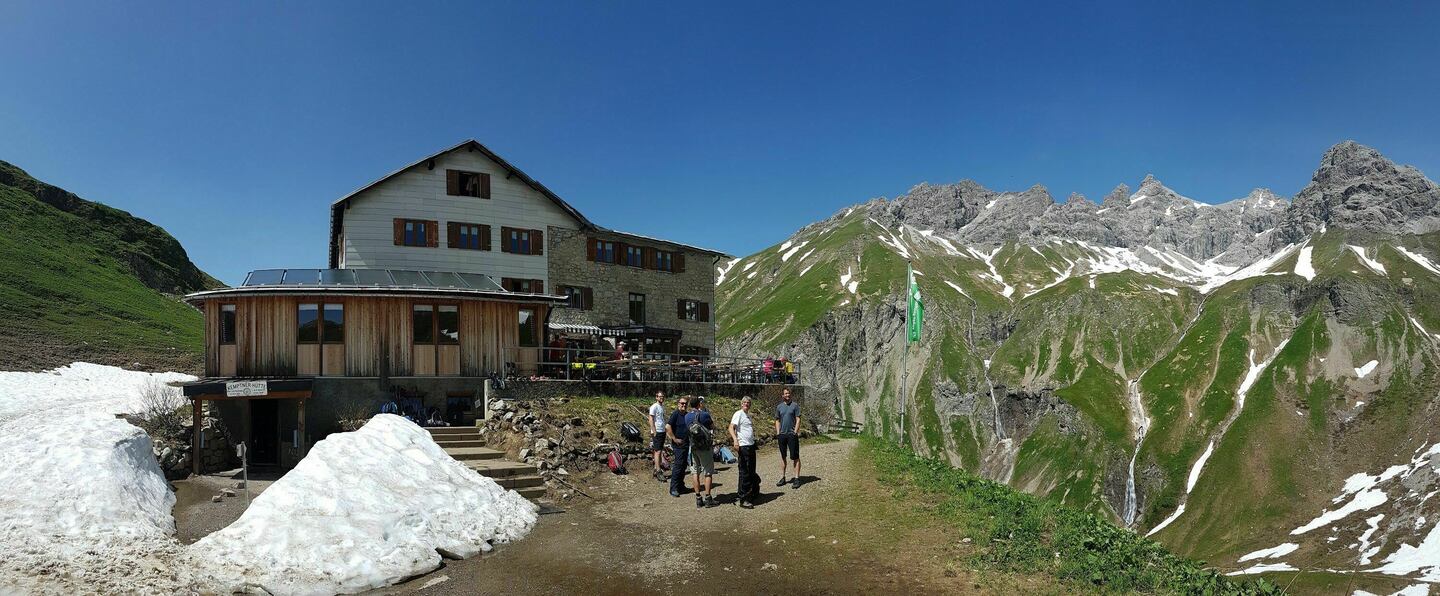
[426,426,480,435]
[464,459,536,478]
[444,447,505,461]
[494,474,545,489]
[434,439,487,449]
[513,485,547,500]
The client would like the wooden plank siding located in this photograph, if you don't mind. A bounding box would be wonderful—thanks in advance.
[201,296,543,379]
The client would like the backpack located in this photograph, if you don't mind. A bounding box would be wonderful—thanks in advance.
[606,450,627,474]
[620,421,642,442]
[716,445,737,464]
[688,414,713,449]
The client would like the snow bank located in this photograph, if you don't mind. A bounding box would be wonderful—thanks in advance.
[1226,562,1297,576]
[193,414,538,595]
[1349,245,1388,275]
[1396,247,1440,277]
[1295,246,1316,281]
[0,362,192,425]
[1238,543,1299,562]
[1355,360,1379,379]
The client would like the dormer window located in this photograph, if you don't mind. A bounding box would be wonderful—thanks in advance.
[446,169,490,198]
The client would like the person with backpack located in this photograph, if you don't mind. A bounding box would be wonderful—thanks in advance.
[775,387,802,488]
[729,396,758,508]
[647,390,667,481]
[686,396,717,508]
[665,395,691,497]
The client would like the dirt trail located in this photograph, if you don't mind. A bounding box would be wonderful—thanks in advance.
[377,439,1013,595]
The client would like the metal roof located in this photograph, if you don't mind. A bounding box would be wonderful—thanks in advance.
[184,268,568,305]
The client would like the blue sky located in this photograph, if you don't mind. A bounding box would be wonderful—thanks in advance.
[3,1,1438,285]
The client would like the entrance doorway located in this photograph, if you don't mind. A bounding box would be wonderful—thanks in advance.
[249,400,280,465]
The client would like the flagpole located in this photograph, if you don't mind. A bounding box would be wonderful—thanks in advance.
[901,261,910,446]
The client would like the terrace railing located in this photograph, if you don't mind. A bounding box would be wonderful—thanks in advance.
[500,346,801,386]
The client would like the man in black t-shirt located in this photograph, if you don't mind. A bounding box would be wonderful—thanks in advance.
[665,396,691,497]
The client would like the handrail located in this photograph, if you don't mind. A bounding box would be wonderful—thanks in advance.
[499,346,801,385]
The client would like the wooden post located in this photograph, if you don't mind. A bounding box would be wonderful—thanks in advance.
[191,398,202,476]
[297,398,306,456]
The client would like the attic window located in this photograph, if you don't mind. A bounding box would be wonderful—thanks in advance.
[446,169,490,199]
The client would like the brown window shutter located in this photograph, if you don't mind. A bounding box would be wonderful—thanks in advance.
[446,170,459,196]
[699,302,710,322]
[480,225,492,251]
[586,237,597,261]
[581,287,593,310]
[677,299,686,320]
[426,220,438,247]
[534,280,544,294]
[480,173,491,199]
[615,242,627,265]
[531,229,544,256]
[499,227,512,253]
[500,278,514,292]
[643,247,655,269]
[393,219,404,246]
[447,222,459,248]
[675,252,685,273]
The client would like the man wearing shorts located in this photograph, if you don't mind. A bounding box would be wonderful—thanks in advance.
[775,388,802,488]
[647,391,666,481]
[686,397,717,508]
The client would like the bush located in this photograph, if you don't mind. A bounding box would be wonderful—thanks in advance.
[136,378,188,442]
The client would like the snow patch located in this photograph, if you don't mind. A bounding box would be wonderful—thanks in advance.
[780,240,809,262]
[944,280,970,299]
[1355,360,1379,379]
[1238,543,1300,563]
[716,258,742,285]
[839,267,858,294]
[1396,246,1440,277]
[1295,245,1316,280]
[194,415,539,595]
[1349,245,1388,275]
[1227,562,1297,576]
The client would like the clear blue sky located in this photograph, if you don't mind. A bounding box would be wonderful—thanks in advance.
[3,1,1438,285]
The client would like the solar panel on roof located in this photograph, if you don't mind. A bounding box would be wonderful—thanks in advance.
[319,269,357,285]
[354,269,393,285]
[421,271,466,288]
[457,272,503,291]
[281,269,320,285]
[244,269,285,286]
[389,270,429,286]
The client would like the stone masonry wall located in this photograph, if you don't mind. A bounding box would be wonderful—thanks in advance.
[547,227,720,351]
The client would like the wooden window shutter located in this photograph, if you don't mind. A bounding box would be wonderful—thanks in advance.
[581,287,593,310]
[644,247,656,269]
[675,252,686,273]
[446,170,459,196]
[699,302,710,322]
[531,229,544,256]
[499,227,513,253]
[586,237,597,261]
[501,277,514,292]
[480,225,492,251]
[534,280,543,294]
[480,173,491,199]
[447,222,459,248]
[616,242,628,265]
[677,299,686,320]
[393,219,404,246]
[425,220,438,247]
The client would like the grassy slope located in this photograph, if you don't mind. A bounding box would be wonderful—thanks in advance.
[0,166,209,372]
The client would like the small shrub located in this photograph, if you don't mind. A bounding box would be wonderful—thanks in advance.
[136,378,188,442]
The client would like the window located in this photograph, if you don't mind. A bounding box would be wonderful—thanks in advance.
[220,304,236,344]
[300,303,344,344]
[449,222,489,251]
[655,250,674,272]
[624,245,645,267]
[400,219,430,247]
[446,169,490,198]
[591,239,617,263]
[413,305,435,344]
[502,278,543,293]
[560,285,592,310]
[298,303,320,343]
[508,229,530,254]
[518,308,538,347]
[323,304,344,343]
[501,227,544,255]
[629,292,646,325]
[677,299,710,322]
[437,306,459,345]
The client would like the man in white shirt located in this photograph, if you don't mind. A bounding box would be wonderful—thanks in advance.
[647,390,666,481]
[729,396,758,508]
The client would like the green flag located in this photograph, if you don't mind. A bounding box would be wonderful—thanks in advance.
[907,263,923,344]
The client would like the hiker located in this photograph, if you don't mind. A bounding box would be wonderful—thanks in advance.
[775,387,802,488]
[686,396,717,508]
[730,396,758,507]
[665,395,691,497]
[647,390,667,481]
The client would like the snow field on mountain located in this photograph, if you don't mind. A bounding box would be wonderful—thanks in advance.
[1349,245,1388,275]
[1396,246,1440,277]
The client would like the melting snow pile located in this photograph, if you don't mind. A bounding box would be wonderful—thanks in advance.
[193,414,539,595]
[0,363,198,594]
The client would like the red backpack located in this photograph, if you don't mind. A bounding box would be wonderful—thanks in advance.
[607,450,627,474]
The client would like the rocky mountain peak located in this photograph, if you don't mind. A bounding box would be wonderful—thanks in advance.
[1066,192,1091,205]
[1281,141,1440,239]
[1101,184,1130,208]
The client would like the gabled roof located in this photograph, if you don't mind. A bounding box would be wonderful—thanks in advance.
[328,139,598,266]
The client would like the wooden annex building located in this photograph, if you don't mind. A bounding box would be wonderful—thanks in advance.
[182,267,564,470]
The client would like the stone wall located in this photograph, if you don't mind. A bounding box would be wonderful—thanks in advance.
[547,227,721,352]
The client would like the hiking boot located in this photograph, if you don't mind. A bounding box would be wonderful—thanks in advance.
[792,478,800,489]
[696,495,704,509]
[741,500,754,509]
[671,489,679,498]
[705,496,717,508]
[776,477,788,487]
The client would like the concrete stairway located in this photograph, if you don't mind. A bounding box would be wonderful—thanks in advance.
[428,427,546,500]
